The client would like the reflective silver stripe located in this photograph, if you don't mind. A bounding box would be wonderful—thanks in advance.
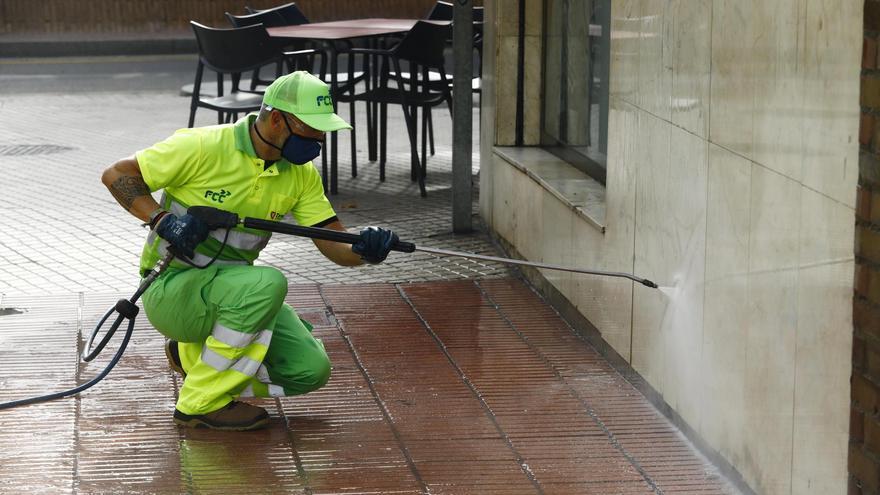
[201,346,263,377]
[212,324,264,348]
[200,347,233,371]
[161,243,248,266]
[231,357,262,377]
[256,365,271,383]
[268,384,285,396]
[255,329,273,347]
[165,199,270,251]
[240,384,255,397]
[209,228,271,251]
[188,251,247,266]
[168,201,187,216]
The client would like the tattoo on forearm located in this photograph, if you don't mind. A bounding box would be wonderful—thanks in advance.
[109,176,151,210]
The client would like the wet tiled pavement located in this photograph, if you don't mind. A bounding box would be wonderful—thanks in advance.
[0,56,738,494]
[0,281,736,494]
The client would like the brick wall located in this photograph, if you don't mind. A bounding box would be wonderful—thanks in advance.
[0,0,445,34]
[855,2,880,494]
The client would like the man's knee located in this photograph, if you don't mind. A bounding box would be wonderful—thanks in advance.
[258,267,289,306]
[301,353,331,392]
[278,353,331,394]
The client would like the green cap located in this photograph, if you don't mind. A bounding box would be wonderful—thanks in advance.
[262,71,352,132]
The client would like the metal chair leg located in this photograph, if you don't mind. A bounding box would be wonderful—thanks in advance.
[402,104,425,196]
[410,105,418,182]
[427,107,435,156]
[349,99,357,178]
[421,105,428,173]
[380,102,387,182]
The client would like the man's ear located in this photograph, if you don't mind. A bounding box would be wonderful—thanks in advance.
[270,110,284,129]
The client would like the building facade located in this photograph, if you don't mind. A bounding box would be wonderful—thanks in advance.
[480,1,863,494]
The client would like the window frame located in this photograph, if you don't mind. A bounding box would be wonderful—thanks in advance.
[539,0,612,186]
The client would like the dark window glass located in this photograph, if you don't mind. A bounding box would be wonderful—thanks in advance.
[542,0,611,184]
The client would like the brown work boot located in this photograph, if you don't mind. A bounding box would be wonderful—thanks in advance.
[173,401,269,431]
[164,339,186,378]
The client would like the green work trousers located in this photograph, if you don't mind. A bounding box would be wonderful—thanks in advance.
[142,264,331,415]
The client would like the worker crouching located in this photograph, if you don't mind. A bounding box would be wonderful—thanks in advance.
[101,71,397,431]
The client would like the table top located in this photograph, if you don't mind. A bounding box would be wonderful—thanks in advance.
[267,18,449,40]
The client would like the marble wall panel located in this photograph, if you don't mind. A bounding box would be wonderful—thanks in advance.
[479,0,497,225]
[801,0,861,208]
[631,111,672,389]
[748,166,802,273]
[569,218,631,355]
[751,0,806,181]
[490,155,518,245]
[496,0,519,37]
[790,189,854,495]
[668,0,711,138]
[523,35,543,145]
[604,98,638,272]
[610,0,640,103]
[512,162,544,262]
[709,0,755,159]
[632,114,708,420]
[637,0,673,121]
[741,165,801,495]
[539,191,574,298]
[576,97,638,359]
[495,36,520,146]
[524,0,542,37]
[701,144,751,468]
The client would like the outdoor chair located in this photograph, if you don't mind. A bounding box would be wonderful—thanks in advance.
[244,2,309,25]
[245,2,365,179]
[188,22,284,127]
[225,10,326,89]
[243,2,364,87]
[427,2,484,23]
[340,21,453,197]
[419,2,484,158]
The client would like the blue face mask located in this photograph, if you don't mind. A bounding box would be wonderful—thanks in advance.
[254,112,322,165]
[281,131,322,165]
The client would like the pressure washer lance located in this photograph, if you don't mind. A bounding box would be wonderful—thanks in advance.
[241,217,659,288]
[0,206,657,411]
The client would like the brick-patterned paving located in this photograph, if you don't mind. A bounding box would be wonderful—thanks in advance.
[0,86,506,296]
[0,280,737,494]
[855,2,880,494]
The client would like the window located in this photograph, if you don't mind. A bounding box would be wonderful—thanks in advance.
[542,0,611,185]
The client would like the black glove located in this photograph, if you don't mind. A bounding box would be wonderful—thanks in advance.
[352,226,398,264]
[155,213,210,259]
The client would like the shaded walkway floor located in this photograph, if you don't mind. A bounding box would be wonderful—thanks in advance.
[0,279,735,494]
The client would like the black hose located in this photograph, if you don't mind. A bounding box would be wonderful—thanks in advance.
[0,317,135,411]
[0,208,234,411]
[0,251,175,411]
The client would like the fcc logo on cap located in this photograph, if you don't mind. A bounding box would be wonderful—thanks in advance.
[316,95,333,107]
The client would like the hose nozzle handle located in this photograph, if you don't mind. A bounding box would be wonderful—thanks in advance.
[242,218,416,253]
[187,206,240,230]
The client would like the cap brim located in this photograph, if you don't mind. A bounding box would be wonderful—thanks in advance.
[295,112,352,132]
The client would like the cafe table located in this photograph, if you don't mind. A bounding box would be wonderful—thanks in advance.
[268,19,446,194]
